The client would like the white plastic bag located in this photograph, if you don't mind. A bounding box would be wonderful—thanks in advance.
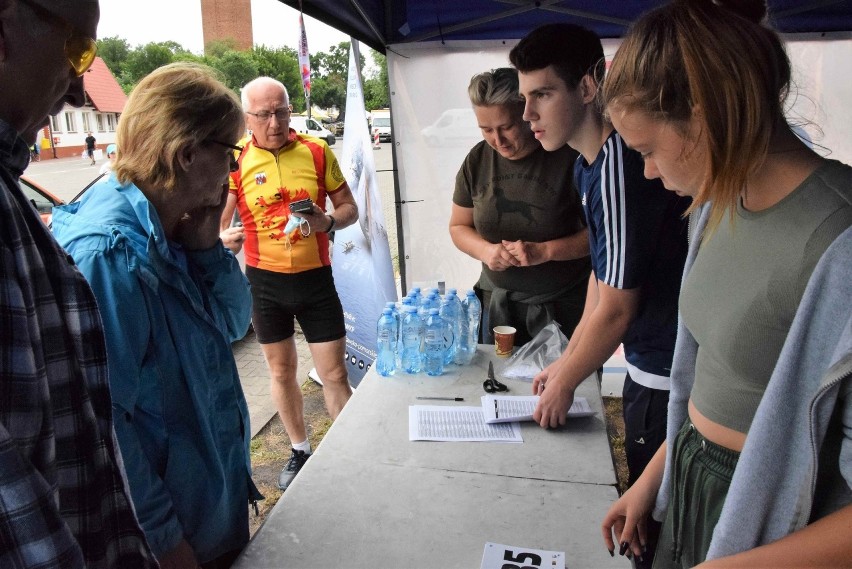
[497,321,568,381]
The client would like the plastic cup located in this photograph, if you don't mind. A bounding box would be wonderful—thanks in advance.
[493,326,516,356]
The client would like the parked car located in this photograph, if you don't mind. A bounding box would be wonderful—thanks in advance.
[290,115,336,146]
[20,175,64,225]
[420,108,479,147]
[20,173,104,227]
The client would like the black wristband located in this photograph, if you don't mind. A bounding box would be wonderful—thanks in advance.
[326,215,336,232]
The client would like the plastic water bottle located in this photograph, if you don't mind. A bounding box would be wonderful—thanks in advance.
[443,290,466,365]
[423,308,444,376]
[417,292,430,319]
[400,305,423,374]
[419,291,439,319]
[453,295,473,365]
[408,287,422,310]
[385,301,399,333]
[439,298,458,365]
[398,297,415,353]
[376,308,397,376]
[460,290,481,364]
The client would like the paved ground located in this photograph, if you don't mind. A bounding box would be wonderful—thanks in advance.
[234,326,317,438]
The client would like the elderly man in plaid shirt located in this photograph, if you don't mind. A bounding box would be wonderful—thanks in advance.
[0,0,156,567]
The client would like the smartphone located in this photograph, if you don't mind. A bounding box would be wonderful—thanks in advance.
[289,198,313,214]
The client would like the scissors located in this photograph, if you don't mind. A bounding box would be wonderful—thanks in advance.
[483,361,509,393]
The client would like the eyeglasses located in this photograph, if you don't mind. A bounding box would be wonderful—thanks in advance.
[19,0,98,77]
[206,139,244,172]
[246,109,291,122]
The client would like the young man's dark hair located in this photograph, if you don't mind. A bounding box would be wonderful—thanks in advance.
[509,23,605,89]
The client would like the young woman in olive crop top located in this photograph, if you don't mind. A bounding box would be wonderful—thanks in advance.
[598,1,852,567]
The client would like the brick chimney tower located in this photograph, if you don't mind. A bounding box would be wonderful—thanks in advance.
[200,0,254,53]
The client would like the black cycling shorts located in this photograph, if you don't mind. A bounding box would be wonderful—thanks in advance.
[246,265,346,344]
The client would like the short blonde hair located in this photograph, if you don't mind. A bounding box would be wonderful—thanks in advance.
[467,68,523,108]
[114,62,244,194]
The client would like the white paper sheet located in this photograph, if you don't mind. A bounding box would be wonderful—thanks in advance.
[480,542,566,569]
[482,395,594,423]
[409,406,523,442]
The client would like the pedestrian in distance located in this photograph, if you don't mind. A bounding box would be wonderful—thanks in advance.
[510,23,691,568]
[85,130,96,164]
[0,0,156,565]
[449,67,591,347]
[220,76,359,491]
[54,61,261,569]
[599,1,852,566]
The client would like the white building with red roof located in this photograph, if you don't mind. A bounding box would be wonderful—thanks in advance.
[40,57,126,160]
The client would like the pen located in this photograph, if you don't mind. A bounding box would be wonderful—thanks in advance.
[494,400,499,419]
[416,396,464,401]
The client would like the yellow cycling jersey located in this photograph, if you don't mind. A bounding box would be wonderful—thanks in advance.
[229,130,347,273]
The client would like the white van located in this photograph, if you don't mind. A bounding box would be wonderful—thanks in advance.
[370,109,392,142]
[290,115,336,146]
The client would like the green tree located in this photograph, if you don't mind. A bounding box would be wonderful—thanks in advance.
[121,42,179,89]
[250,45,301,110]
[306,41,368,116]
[205,38,241,59]
[311,76,346,111]
[313,42,354,78]
[207,51,260,92]
[94,35,390,119]
[363,51,389,111]
[97,36,130,77]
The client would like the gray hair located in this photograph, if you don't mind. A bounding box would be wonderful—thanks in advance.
[467,68,523,107]
[240,76,289,111]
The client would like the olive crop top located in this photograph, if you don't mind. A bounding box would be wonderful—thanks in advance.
[680,160,852,433]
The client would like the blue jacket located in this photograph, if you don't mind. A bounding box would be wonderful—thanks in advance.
[52,178,260,563]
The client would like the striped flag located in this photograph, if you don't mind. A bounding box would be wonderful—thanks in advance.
[298,12,311,98]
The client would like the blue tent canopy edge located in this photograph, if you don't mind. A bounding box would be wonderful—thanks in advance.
[279,0,852,54]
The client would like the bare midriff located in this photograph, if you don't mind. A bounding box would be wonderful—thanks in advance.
[688,399,747,452]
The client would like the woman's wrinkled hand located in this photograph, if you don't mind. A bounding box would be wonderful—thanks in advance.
[219,225,245,254]
[175,183,231,250]
[502,239,547,266]
[482,242,520,271]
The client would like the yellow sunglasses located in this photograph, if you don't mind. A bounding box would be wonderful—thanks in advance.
[19,0,98,77]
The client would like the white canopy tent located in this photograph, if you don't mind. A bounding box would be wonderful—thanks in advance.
[280,0,852,290]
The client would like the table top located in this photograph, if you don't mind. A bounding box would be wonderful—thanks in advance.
[235,347,626,569]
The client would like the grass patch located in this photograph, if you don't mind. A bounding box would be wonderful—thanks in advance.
[247,378,332,537]
[603,396,629,494]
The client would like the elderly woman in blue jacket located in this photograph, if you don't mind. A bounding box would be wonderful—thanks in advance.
[53,62,260,569]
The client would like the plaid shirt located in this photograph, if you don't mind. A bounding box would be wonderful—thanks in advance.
[0,123,156,567]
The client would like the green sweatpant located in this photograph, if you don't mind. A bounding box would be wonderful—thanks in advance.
[653,420,740,568]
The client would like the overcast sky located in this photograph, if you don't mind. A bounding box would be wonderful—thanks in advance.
[97,0,352,54]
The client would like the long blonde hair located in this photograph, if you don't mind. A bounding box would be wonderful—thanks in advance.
[602,0,791,230]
